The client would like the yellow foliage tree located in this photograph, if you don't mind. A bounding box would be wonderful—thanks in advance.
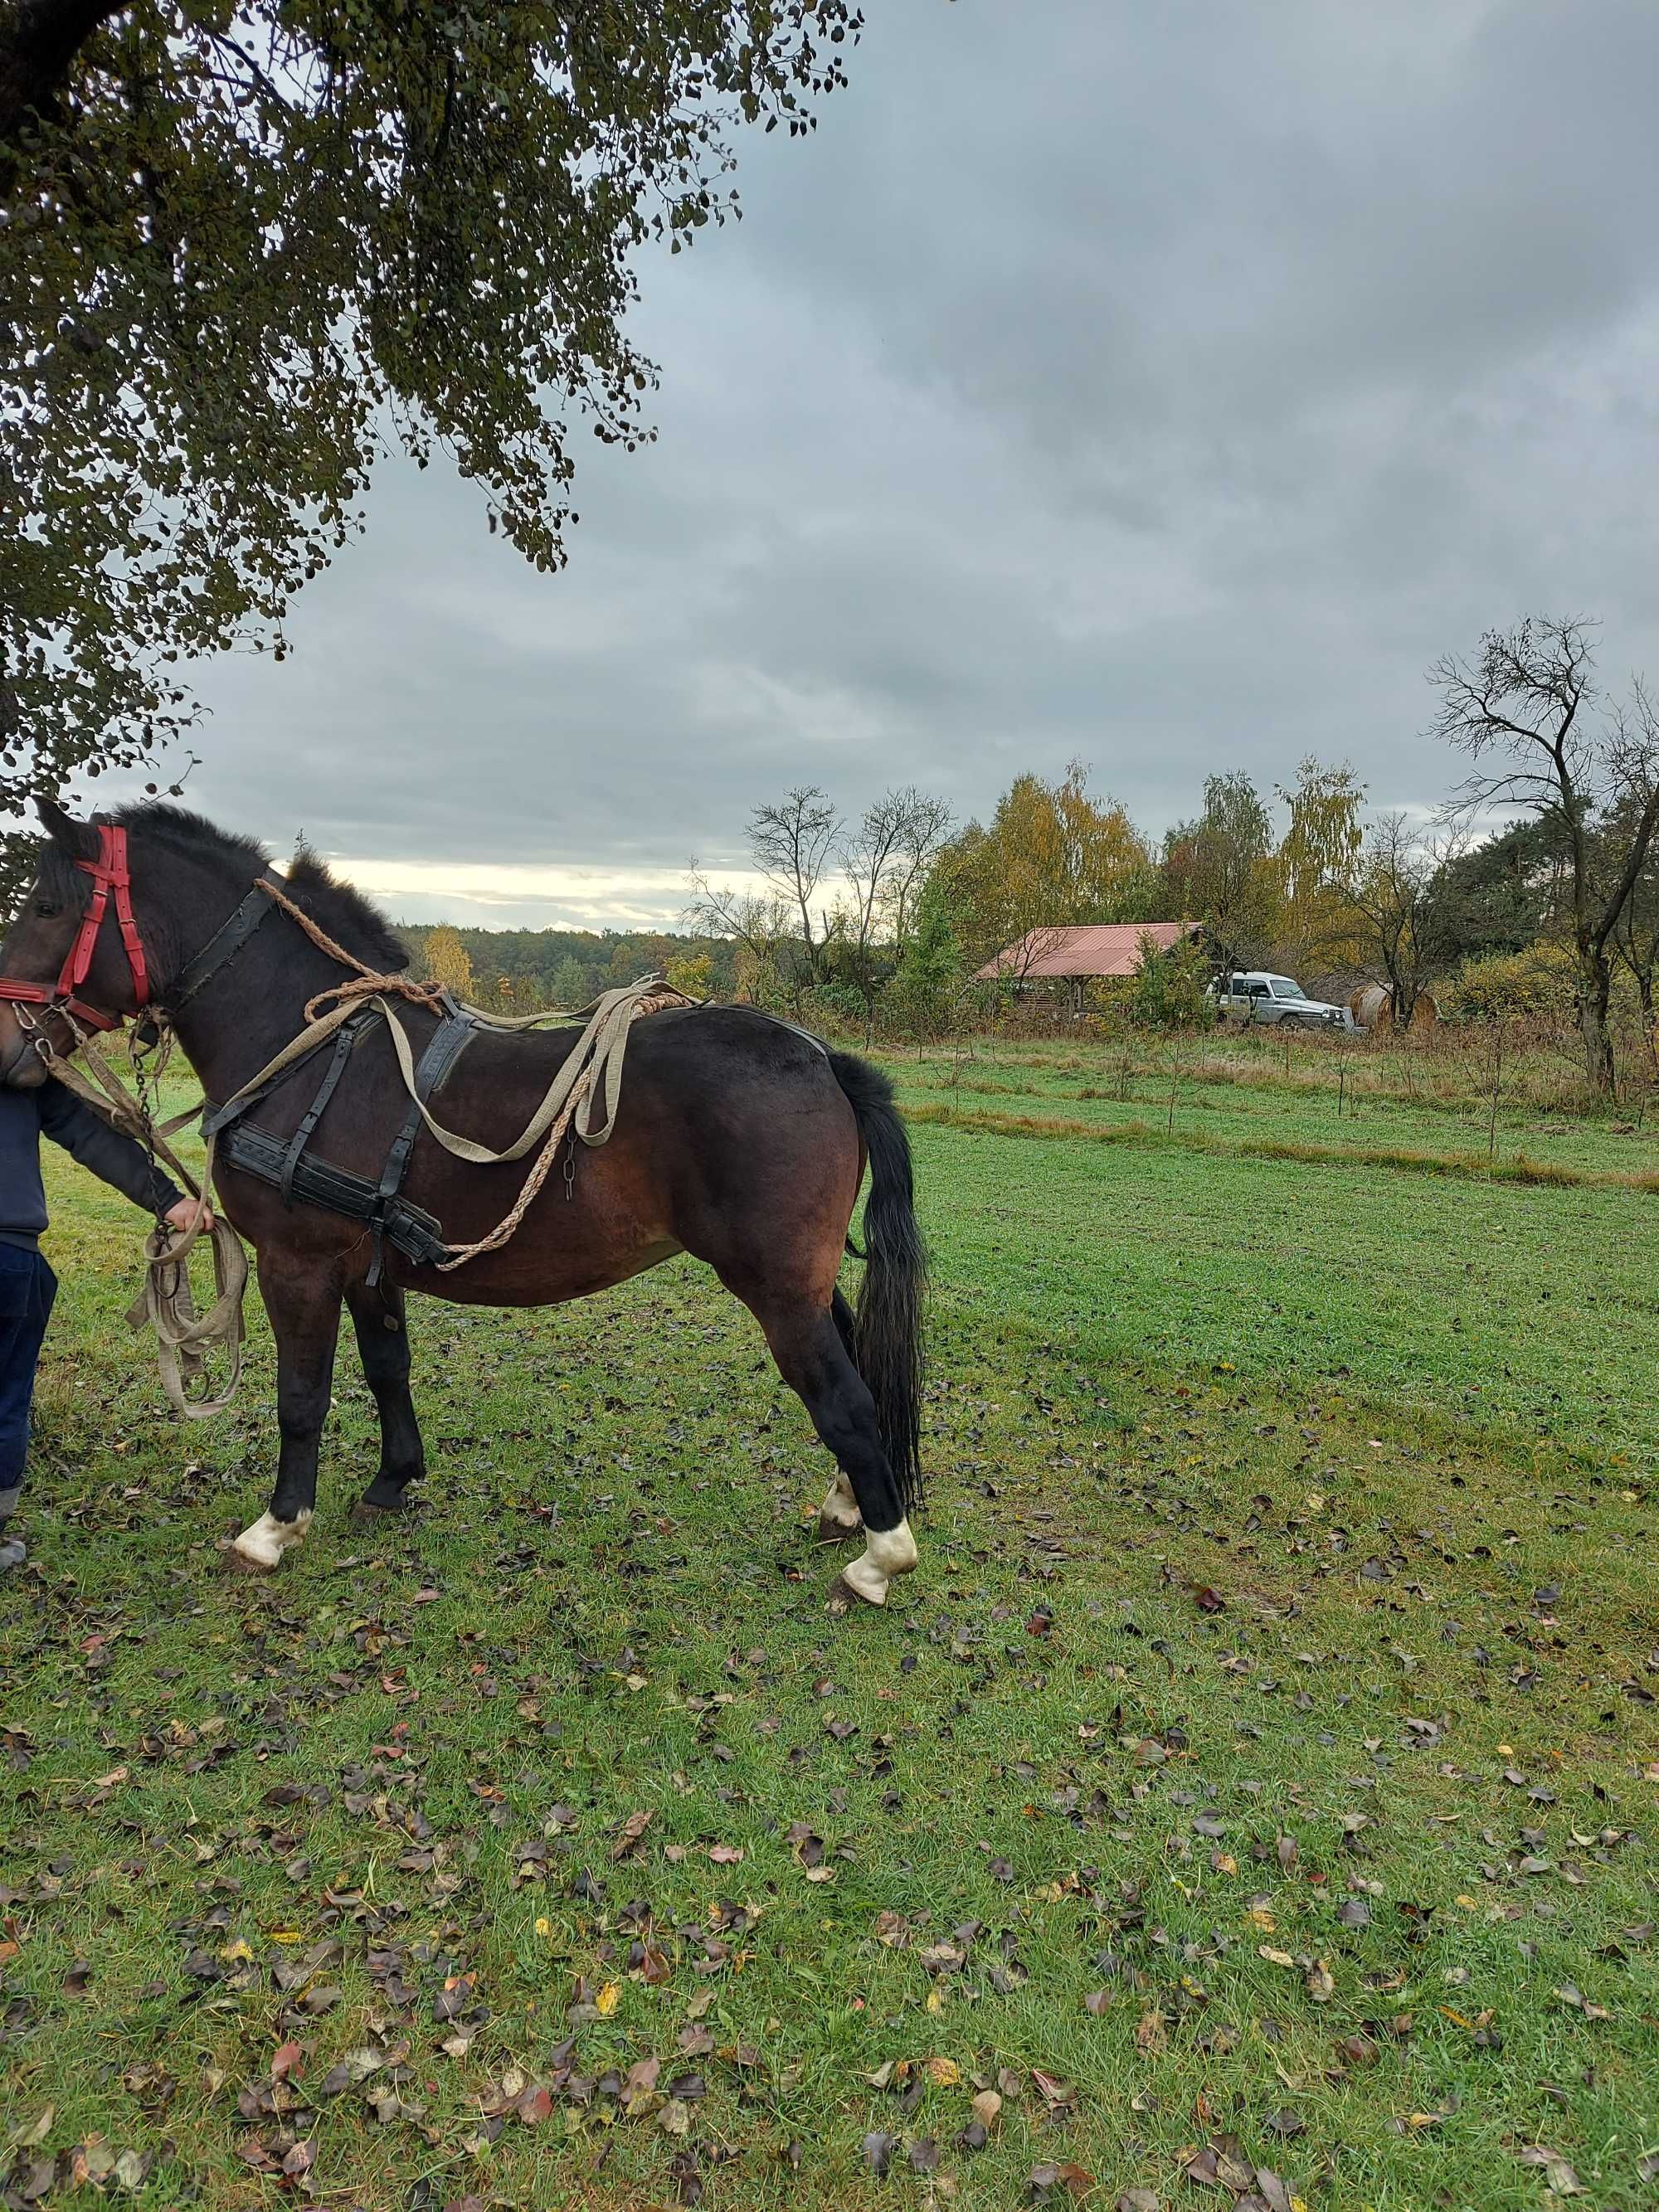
[1267,757,1366,976]
[665,951,715,999]
[424,926,474,999]
[939,761,1159,974]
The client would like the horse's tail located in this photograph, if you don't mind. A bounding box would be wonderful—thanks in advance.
[829,1049,927,1515]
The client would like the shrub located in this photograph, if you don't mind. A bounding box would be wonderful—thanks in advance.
[1441,941,1578,1023]
[1107,933,1217,1031]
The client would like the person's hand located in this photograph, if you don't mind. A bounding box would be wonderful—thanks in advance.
[164,1195,215,1238]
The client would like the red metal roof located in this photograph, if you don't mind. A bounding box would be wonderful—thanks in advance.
[976,921,1195,980]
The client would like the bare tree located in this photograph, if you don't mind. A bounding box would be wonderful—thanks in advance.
[683,871,792,1004]
[1343,812,1462,1026]
[751,786,841,956]
[839,787,956,1036]
[1429,617,1659,1091]
[748,785,841,998]
[685,786,839,1013]
[878,788,957,950]
[1608,792,1659,1068]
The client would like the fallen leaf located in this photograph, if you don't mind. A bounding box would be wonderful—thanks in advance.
[864,2131,896,2177]
[612,1809,654,1860]
[1517,2146,1585,2195]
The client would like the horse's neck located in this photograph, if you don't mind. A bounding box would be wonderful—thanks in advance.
[169,923,362,1106]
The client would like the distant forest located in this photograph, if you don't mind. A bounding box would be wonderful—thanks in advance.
[396,923,737,1010]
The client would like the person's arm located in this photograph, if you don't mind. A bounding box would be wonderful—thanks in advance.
[37,1076,189,1219]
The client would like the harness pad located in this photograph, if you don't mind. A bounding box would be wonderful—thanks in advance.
[217,1122,453,1268]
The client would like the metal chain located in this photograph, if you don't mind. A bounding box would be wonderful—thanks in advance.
[125,1022,168,1225]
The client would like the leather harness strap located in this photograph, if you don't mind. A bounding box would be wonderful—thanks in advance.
[280,1009,367,1206]
[366,1003,475,1285]
[167,878,281,1009]
[0,823,151,1032]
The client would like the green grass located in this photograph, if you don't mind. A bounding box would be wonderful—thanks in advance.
[2,1049,1657,2210]
[893,1036,1659,1182]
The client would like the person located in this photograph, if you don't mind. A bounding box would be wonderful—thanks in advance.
[0,1075,209,1573]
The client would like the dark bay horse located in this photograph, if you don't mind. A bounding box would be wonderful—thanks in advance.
[0,802,924,1607]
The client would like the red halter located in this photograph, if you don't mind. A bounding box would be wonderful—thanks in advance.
[0,824,150,1033]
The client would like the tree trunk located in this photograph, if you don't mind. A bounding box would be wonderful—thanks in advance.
[1639,968,1657,1076]
[1576,948,1615,1094]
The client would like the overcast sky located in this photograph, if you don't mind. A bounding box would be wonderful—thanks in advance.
[167,0,1659,929]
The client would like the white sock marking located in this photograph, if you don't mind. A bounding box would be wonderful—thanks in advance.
[840,1517,917,1607]
[231,1508,313,1568]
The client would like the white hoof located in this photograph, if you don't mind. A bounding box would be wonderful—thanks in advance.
[231,1509,313,1570]
[839,1519,917,1607]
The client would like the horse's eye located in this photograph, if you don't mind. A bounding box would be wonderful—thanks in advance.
[32,900,61,919]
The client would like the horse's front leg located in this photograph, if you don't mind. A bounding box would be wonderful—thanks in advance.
[347,1280,426,1514]
[231,1257,342,1570]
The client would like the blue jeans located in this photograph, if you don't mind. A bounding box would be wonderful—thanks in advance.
[0,1244,57,1509]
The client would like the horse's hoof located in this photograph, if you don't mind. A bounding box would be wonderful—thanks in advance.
[221,1540,278,1575]
[826,1571,881,1613]
[358,1471,421,1512]
[226,1509,312,1570]
[353,1494,414,1522]
[816,1510,862,1545]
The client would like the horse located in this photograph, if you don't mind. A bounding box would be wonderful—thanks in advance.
[0,801,926,1609]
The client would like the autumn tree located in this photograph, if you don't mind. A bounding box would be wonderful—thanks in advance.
[888,870,964,1043]
[1160,771,1277,971]
[0,0,863,902]
[683,878,793,1008]
[664,949,715,1000]
[1430,617,1659,1090]
[546,955,589,1012]
[1266,757,1365,979]
[940,761,1159,977]
[688,785,839,1011]
[423,924,473,999]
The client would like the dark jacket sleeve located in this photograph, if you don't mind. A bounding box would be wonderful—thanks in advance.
[37,1077,184,1218]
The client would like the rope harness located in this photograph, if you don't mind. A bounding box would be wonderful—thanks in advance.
[2,851,695,1416]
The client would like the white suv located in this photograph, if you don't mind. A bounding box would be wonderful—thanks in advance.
[1213,972,1352,1029]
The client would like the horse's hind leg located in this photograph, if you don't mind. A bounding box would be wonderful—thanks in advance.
[231,1257,341,1569]
[815,1290,864,1543]
[756,1296,917,1609]
[348,1281,426,1513]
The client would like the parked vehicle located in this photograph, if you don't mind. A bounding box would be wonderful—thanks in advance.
[1211,971,1354,1029]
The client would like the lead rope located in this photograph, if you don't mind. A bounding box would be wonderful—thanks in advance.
[17,1009,249,1418]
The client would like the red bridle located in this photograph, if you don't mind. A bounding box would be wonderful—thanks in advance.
[0,824,150,1033]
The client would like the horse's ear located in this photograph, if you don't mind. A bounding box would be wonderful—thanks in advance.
[36,798,98,858]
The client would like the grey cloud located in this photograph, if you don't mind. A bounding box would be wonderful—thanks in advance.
[173,0,1659,925]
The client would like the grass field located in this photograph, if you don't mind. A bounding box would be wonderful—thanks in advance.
[2,1038,1656,2211]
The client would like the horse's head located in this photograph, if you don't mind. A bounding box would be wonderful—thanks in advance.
[0,801,162,1086]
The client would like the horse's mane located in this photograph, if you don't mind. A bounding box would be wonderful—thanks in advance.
[114,802,411,975]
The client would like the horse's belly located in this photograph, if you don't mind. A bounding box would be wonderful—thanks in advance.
[401,1230,684,1309]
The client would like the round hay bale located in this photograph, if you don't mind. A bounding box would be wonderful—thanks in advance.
[1409,990,1439,1033]
[1350,982,1392,1031]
